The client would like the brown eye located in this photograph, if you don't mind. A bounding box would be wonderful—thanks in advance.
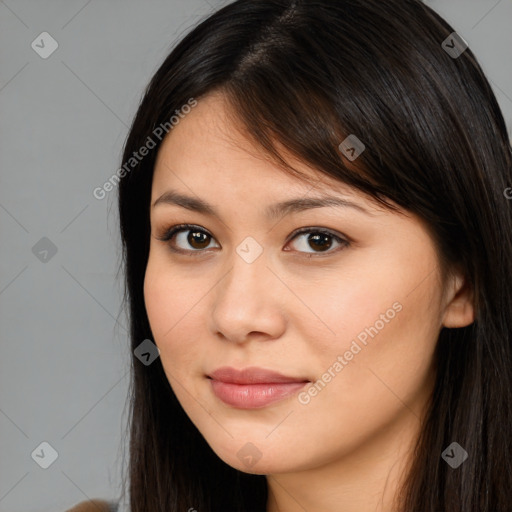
[157,224,219,254]
[306,233,333,252]
[286,228,348,255]
[186,230,211,249]
[171,228,218,251]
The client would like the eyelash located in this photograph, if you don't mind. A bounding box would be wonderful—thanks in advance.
[155,223,350,258]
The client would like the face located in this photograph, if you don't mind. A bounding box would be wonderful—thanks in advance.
[144,92,473,476]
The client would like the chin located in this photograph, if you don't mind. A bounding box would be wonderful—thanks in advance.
[205,437,301,475]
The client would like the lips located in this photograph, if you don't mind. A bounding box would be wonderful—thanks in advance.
[207,366,310,408]
[208,366,310,384]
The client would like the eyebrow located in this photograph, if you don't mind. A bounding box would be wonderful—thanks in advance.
[152,190,372,219]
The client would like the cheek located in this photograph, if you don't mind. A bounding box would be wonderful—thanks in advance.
[144,258,187,352]
[144,259,176,340]
[307,269,442,421]
[143,256,208,378]
[302,247,443,399]
[291,265,402,361]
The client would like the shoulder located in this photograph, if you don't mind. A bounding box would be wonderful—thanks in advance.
[66,499,118,512]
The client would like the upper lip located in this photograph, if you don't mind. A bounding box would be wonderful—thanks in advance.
[208,366,310,384]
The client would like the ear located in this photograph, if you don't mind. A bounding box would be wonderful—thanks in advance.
[441,270,475,328]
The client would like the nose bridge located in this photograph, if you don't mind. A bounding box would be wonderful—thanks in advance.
[209,238,285,342]
[220,239,270,307]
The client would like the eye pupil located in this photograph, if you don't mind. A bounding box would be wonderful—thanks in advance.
[189,230,210,249]
[308,233,332,252]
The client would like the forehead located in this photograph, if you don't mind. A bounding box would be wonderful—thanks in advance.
[151,93,367,202]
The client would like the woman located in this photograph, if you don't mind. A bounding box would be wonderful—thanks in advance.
[74,0,512,510]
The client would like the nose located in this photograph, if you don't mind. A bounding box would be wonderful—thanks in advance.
[208,245,287,344]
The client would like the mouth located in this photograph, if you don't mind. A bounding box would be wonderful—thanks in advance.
[206,366,311,409]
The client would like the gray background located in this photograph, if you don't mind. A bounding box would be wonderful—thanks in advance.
[1,1,511,511]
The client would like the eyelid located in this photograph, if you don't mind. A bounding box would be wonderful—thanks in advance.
[156,223,350,256]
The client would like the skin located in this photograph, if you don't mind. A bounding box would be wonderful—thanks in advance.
[144,92,474,512]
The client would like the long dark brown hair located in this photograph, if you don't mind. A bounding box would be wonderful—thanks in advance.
[117,0,512,510]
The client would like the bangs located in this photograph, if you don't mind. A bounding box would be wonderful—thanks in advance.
[211,2,450,216]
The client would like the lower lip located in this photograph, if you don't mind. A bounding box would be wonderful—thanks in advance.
[209,379,309,409]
